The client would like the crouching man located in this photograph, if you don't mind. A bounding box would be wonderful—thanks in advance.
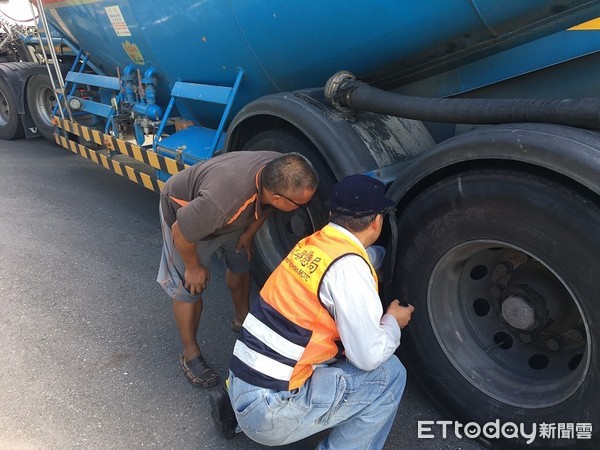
[210,174,414,449]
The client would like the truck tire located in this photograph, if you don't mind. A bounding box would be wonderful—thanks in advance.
[26,74,56,141]
[392,169,599,448]
[241,129,335,283]
[0,78,24,140]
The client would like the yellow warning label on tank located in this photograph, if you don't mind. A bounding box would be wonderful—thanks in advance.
[122,41,145,65]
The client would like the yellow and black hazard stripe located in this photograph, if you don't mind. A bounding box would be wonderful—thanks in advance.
[53,117,188,176]
[55,132,165,193]
[57,116,105,145]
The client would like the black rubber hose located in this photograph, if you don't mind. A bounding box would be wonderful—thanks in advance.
[325,72,600,130]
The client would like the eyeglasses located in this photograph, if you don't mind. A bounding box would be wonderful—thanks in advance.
[275,192,310,209]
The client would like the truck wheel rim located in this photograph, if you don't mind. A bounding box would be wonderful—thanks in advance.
[428,240,589,408]
[0,90,9,126]
[33,84,56,127]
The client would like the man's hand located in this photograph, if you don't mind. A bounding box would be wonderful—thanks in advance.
[236,230,254,262]
[184,265,211,295]
[386,300,414,329]
[171,221,211,295]
[236,215,270,262]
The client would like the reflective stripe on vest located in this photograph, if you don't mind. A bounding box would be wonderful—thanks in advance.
[231,224,378,390]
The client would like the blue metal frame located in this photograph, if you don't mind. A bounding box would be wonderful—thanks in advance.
[63,71,120,134]
[153,67,245,160]
[51,48,82,117]
[67,97,114,118]
[64,72,121,91]
[210,67,245,154]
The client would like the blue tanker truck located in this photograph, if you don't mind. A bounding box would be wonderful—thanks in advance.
[1,1,599,447]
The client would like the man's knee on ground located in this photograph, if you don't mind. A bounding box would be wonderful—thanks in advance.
[384,355,407,396]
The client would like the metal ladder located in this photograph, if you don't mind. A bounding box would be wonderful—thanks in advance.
[28,0,71,121]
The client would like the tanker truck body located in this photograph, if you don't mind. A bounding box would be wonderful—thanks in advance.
[1,0,600,447]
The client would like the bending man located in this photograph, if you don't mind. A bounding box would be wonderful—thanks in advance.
[157,151,318,388]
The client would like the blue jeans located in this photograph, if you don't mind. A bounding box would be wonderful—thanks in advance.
[228,356,407,449]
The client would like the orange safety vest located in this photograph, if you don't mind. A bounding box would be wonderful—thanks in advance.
[231,224,378,391]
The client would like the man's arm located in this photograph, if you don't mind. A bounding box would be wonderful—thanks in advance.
[171,220,211,295]
[320,255,413,371]
[235,213,271,261]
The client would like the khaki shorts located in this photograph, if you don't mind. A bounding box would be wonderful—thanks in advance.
[156,205,250,303]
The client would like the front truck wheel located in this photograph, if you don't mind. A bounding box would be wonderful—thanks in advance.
[242,129,335,283]
[393,170,599,449]
[26,74,57,141]
[0,78,24,140]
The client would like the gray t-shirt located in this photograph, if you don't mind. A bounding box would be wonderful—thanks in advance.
[159,151,280,242]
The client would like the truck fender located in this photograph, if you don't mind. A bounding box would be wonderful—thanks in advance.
[226,88,435,181]
[0,62,48,114]
[386,122,600,206]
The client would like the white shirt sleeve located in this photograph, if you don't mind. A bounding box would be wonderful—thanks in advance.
[319,252,401,371]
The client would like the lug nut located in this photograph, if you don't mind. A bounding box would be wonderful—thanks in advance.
[520,333,532,344]
[546,339,562,351]
[490,284,504,299]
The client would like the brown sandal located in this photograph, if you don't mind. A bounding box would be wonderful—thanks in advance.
[180,355,220,388]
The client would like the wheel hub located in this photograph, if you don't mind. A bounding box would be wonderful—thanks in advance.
[501,294,537,330]
[499,286,548,331]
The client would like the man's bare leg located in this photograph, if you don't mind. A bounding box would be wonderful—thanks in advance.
[173,299,203,360]
[226,269,250,328]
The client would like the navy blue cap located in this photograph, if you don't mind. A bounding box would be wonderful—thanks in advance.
[329,174,394,218]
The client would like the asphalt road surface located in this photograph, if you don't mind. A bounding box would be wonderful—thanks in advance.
[0,137,483,450]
